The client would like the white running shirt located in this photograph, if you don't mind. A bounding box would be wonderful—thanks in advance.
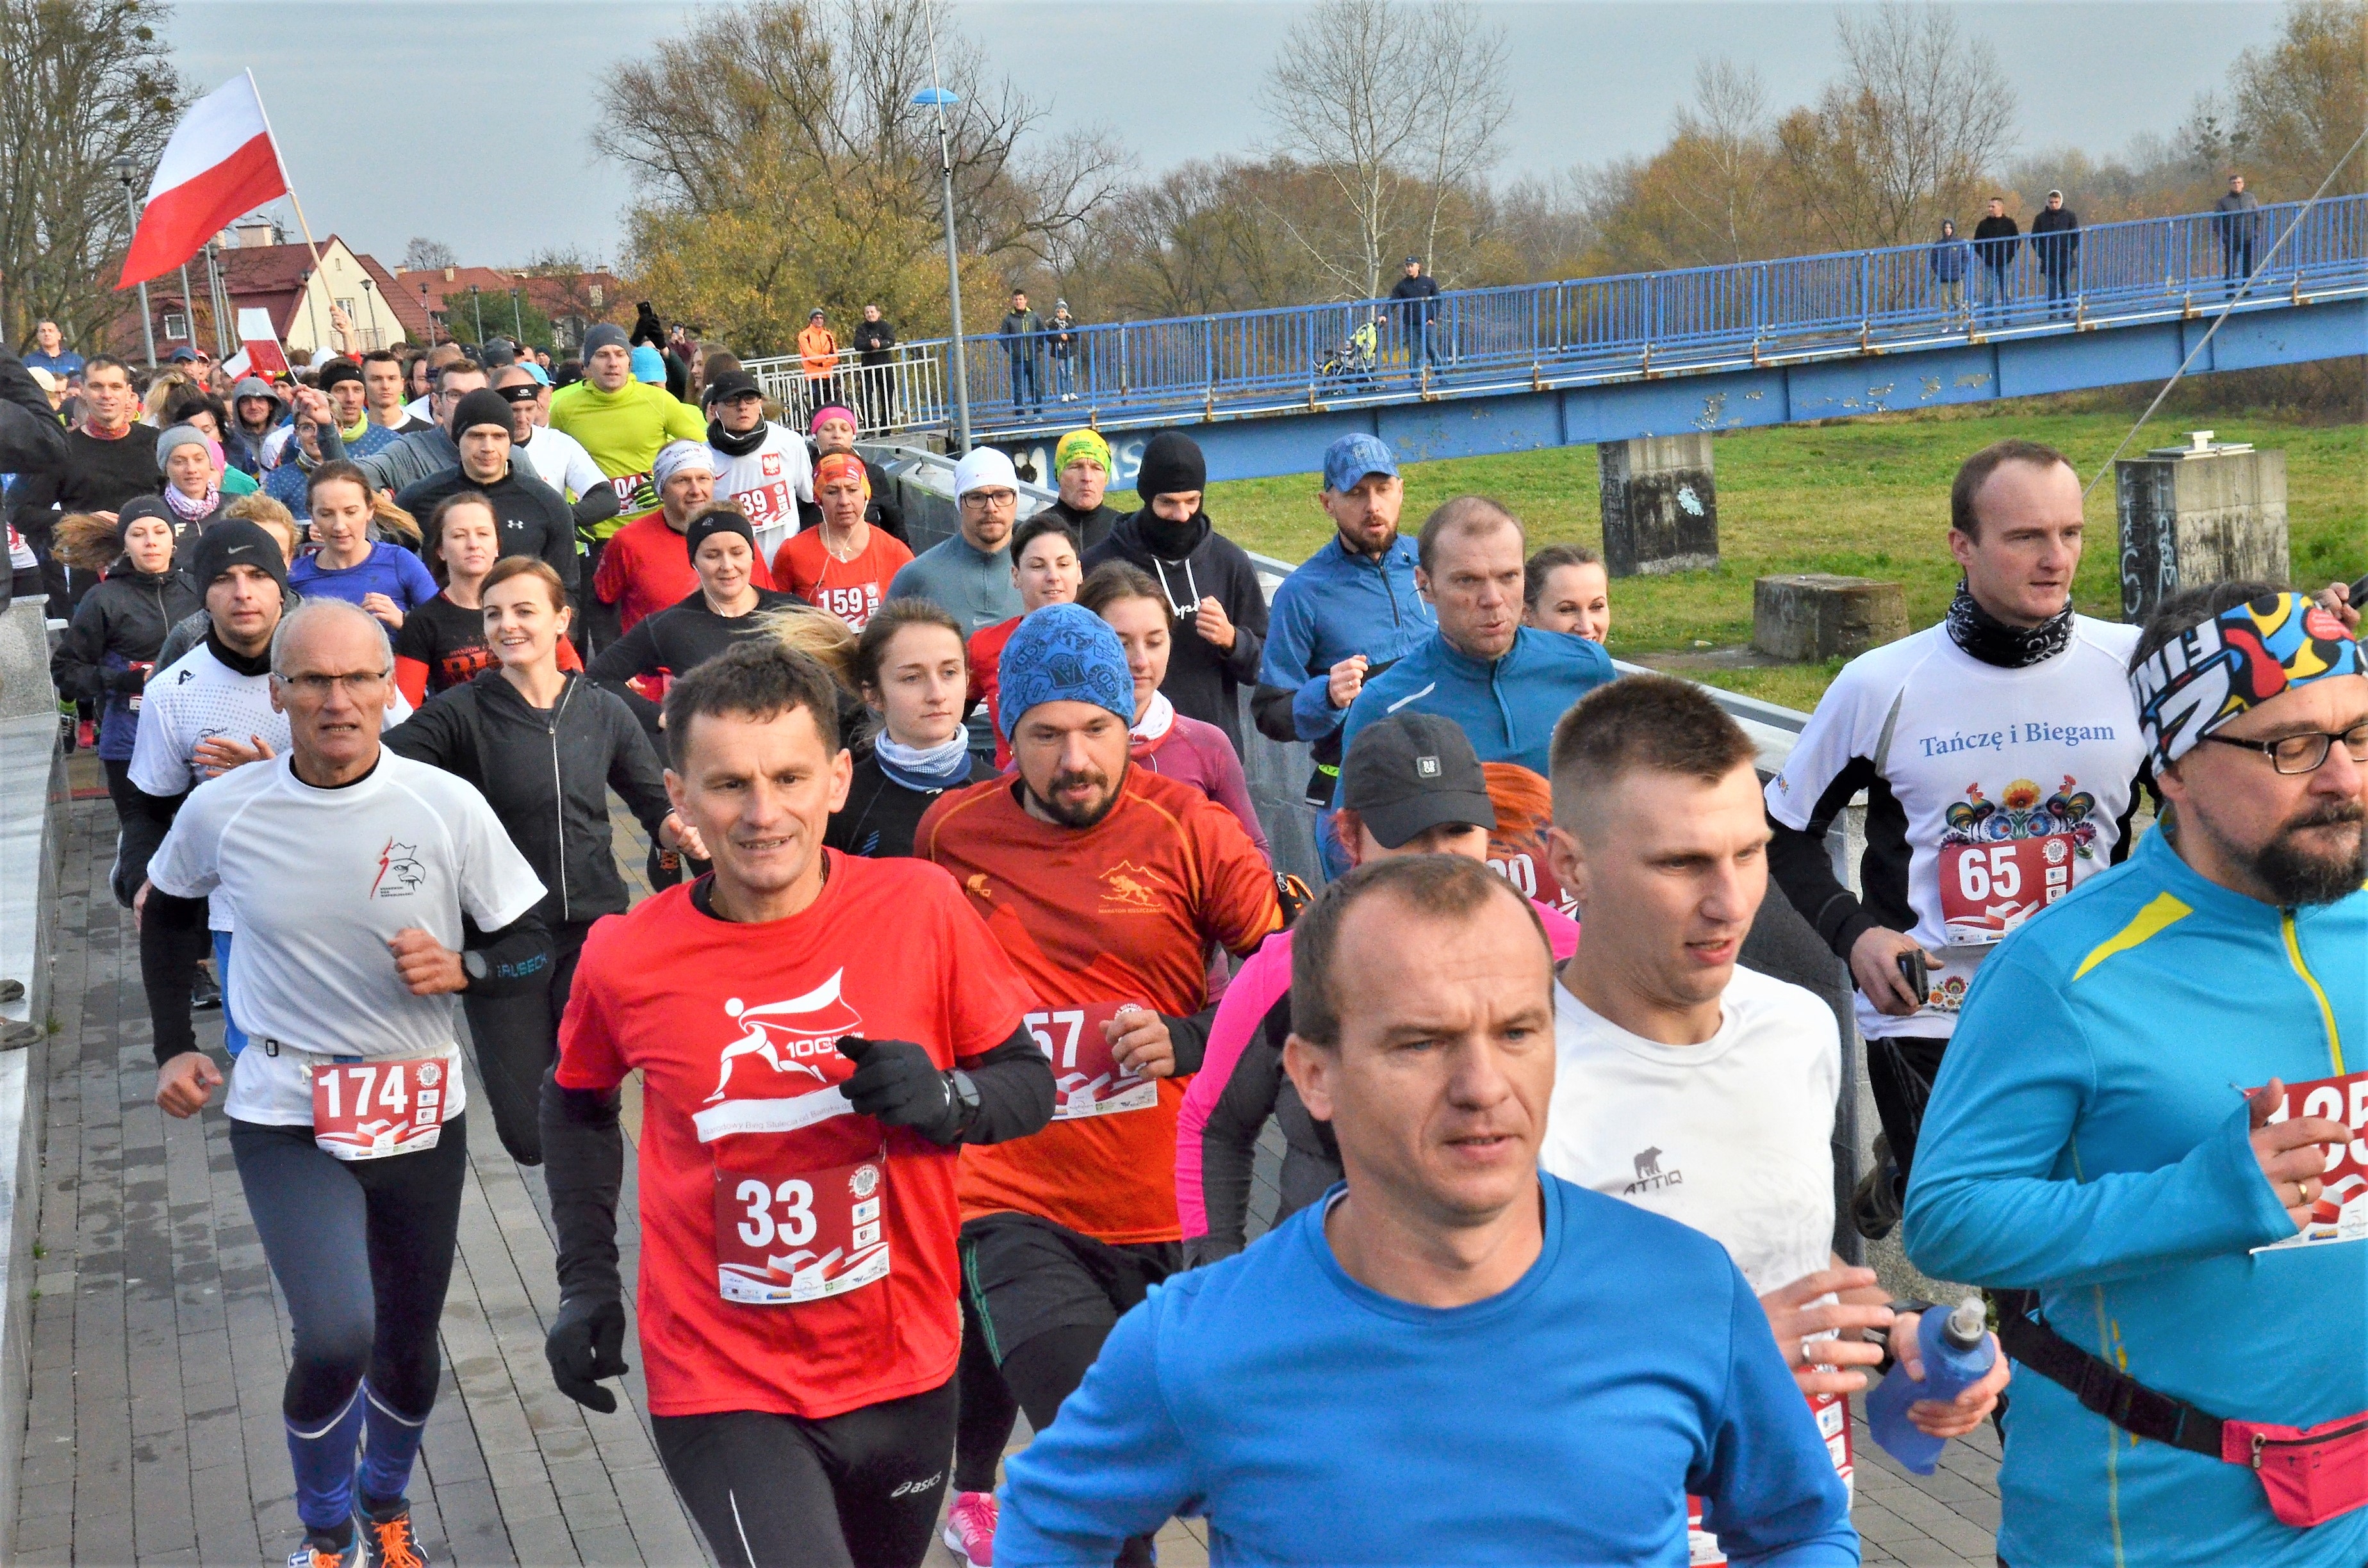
[515,423,607,503]
[1539,966,1841,1296]
[145,750,545,1126]
[709,423,813,565]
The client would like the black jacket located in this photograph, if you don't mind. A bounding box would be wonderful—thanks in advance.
[586,585,810,734]
[1971,215,2021,268]
[51,566,201,757]
[1081,510,1269,750]
[384,670,671,926]
[2029,207,2080,274]
[1390,272,1441,325]
[395,462,579,593]
[851,319,896,361]
[1044,498,1121,554]
[795,452,907,543]
[8,421,162,537]
[825,749,998,861]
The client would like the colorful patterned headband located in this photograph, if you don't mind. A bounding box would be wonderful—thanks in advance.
[2130,592,2362,770]
[814,452,870,500]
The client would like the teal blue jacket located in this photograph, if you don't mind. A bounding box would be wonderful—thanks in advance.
[1907,823,2367,1568]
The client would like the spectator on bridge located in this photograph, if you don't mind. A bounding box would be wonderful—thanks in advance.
[1971,197,2021,323]
[1047,300,1080,403]
[2214,173,2262,297]
[796,404,905,543]
[1929,220,1969,316]
[999,290,1045,417]
[2030,190,2080,322]
[796,307,838,428]
[851,303,896,429]
[1390,256,1442,374]
[1255,433,1433,878]
[1083,429,1267,755]
[1044,427,1121,552]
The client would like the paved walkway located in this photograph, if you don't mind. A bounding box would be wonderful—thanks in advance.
[17,774,2001,1566]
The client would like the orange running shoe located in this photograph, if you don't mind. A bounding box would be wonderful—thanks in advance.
[358,1503,427,1568]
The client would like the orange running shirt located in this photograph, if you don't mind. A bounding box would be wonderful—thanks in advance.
[774,527,915,632]
[917,768,1279,1244]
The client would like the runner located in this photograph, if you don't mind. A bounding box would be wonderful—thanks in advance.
[826,600,994,860]
[392,494,583,708]
[493,366,618,541]
[887,447,1023,761]
[1539,675,2007,1565]
[796,404,906,543]
[392,388,579,596]
[586,504,807,733]
[6,353,160,617]
[1175,712,1579,1266]
[539,639,1055,1568]
[311,359,406,464]
[149,494,299,674]
[1081,430,1267,754]
[387,556,687,1163]
[1254,434,1434,876]
[1909,585,2365,1568]
[702,368,813,566]
[917,605,1279,1567]
[140,596,549,1568]
[994,854,1857,1565]
[359,349,431,436]
[967,514,1082,769]
[152,423,232,548]
[771,451,912,633]
[1080,560,1267,858]
[1522,542,1611,642]
[319,359,494,494]
[1764,438,2150,1237]
[288,463,436,631]
[547,322,705,549]
[592,440,782,635]
[1038,428,1120,552]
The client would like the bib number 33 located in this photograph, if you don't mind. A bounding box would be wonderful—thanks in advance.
[712,1154,890,1303]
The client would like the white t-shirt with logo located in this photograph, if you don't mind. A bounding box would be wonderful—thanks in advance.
[1539,966,1840,1296]
[515,423,608,504]
[145,749,545,1126]
[1764,617,2146,1038]
[711,423,814,566]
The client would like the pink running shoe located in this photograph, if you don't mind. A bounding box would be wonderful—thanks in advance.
[942,1489,998,1565]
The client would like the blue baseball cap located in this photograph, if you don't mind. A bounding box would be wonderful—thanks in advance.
[1324,433,1397,494]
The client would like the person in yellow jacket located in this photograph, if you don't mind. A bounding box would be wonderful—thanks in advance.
[797,308,839,427]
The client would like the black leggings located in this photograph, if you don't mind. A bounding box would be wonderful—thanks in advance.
[229,1113,468,1424]
[461,921,590,1164]
[1866,1034,1949,1189]
[650,1376,957,1568]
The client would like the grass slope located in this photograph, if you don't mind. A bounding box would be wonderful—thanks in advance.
[1111,406,2365,711]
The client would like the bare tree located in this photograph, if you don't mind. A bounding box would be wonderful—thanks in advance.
[0,0,183,351]
[1663,58,1777,263]
[1259,0,1512,298]
[401,237,457,273]
[2225,0,2366,198]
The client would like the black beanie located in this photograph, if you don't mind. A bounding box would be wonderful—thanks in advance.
[682,505,755,564]
[116,494,177,546]
[191,519,290,598]
[1134,430,1206,500]
[450,388,516,440]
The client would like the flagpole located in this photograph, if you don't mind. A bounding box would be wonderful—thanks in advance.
[243,68,331,356]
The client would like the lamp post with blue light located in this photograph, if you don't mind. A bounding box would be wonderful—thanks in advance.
[911,83,971,452]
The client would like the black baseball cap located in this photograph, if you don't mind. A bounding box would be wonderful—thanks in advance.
[1341,713,1496,849]
[703,368,762,406]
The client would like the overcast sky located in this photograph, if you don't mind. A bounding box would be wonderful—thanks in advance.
[166,0,2289,270]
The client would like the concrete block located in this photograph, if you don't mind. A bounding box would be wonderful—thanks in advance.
[1599,433,1718,576]
[1753,574,1909,662]
[2116,437,2289,623]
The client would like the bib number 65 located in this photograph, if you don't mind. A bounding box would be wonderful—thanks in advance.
[1954,844,2022,903]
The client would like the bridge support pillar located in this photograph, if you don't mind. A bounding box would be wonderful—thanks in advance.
[1753,574,1908,662]
[1599,434,1718,576]
[2115,434,2288,624]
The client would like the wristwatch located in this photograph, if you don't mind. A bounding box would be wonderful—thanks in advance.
[461,951,489,988]
[948,1070,982,1136]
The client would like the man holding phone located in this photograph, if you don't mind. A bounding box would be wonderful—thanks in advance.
[1764,439,2151,1237]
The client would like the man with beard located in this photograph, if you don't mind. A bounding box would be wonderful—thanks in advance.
[916,606,1278,1566]
[1907,585,2366,1568]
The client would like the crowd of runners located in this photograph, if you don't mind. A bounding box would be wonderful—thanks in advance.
[0,317,2362,1568]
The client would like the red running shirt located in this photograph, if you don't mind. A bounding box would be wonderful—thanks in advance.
[965,616,1021,769]
[917,769,1279,1245]
[773,527,914,632]
[555,853,1032,1419]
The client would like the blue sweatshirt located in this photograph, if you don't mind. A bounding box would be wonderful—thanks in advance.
[1334,625,1615,805]
[996,1177,1857,1566]
[1259,533,1434,744]
[286,541,438,614]
[1906,824,2367,1568]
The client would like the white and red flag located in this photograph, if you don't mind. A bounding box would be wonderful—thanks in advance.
[117,72,288,291]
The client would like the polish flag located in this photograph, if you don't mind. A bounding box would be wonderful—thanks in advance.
[117,72,288,291]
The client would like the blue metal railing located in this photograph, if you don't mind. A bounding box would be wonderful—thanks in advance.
[875,194,2368,439]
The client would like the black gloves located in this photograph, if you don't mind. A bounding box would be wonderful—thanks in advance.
[547,1295,630,1414]
[837,1037,964,1143]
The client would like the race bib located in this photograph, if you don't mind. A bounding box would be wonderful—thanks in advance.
[2254,1070,2368,1252]
[1937,833,2077,943]
[610,470,657,518]
[311,1055,453,1161]
[712,1149,891,1303]
[735,480,797,529]
[127,660,152,710]
[1027,1000,1159,1120]
[1687,1392,1852,1565]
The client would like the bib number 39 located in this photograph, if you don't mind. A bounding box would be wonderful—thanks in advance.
[1028,1000,1159,1120]
[712,1154,891,1303]
[311,1057,452,1161]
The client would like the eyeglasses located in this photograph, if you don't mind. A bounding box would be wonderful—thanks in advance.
[275,670,391,697]
[961,489,1017,511]
[2199,722,2368,775]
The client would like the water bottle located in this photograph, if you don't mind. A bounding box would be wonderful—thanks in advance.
[1867,1296,1994,1474]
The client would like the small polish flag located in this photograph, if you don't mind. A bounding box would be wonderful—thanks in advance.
[117,72,289,291]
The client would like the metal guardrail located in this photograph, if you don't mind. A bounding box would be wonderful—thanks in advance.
[818,195,2368,442]
[741,343,945,442]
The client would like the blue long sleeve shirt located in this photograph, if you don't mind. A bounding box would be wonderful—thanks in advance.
[1905,824,2367,1568]
[1333,625,1615,805]
[1258,534,1433,744]
[996,1177,1858,1567]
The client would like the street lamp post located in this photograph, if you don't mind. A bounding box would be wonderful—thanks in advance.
[360,275,381,350]
[419,281,436,347]
[510,286,524,346]
[468,284,482,346]
[299,266,322,360]
[910,84,971,453]
[204,241,231,357]
[109,155,156,368]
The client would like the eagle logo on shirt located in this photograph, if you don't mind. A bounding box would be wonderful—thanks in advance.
[705,972,866,1102]
[370,841,425,897]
